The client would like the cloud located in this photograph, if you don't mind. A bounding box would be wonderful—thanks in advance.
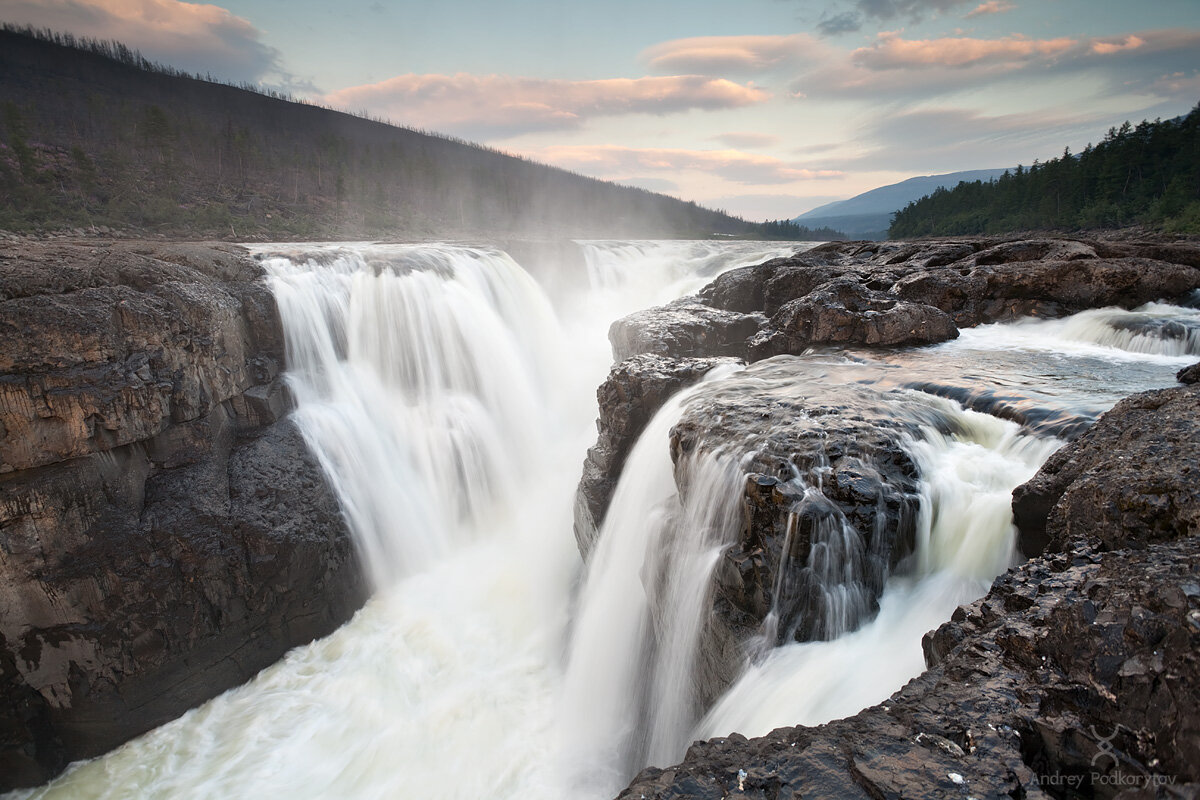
[823,106,1119,172]
[965,0,1015,18]
[711,132,782,149]
[851,0,971,22]
[640,34,827,75]
[817,12,865,36]
[792,28,1200,103]
[325,74,769,139]
[1090,34,1145,55]
[0,0,282,84]
[853,32,1075,69]
[534,145,844,185]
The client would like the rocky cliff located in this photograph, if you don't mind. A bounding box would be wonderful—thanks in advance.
[0,241,366,790]
[575,236,1200,799]
[617,372,1200,800]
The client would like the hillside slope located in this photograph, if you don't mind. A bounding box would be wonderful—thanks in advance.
[0,27,764,240]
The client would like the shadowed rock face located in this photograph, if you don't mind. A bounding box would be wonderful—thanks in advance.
[614,237,1200,363]
[574,353,740,559]
[0,241,365,790]
[618,381,1200,800]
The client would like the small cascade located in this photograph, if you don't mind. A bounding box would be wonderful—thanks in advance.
[697,398,1060,740]
[958,301,1200,360]
[768,485,875,644]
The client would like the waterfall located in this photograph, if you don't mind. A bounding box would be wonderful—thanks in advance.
[558,364,745,792]
[697,399,1060,739]
[10,237,1195,800]
[261,244,564,587]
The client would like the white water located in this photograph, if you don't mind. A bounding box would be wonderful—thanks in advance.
[559,365,745,793]
[8,240,1194,800]
[699,401,1060,739]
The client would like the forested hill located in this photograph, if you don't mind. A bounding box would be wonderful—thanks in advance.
[0,26,773,240]
[889,105,1200,239]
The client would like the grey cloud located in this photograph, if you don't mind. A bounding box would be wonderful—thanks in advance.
[817,12,864,36]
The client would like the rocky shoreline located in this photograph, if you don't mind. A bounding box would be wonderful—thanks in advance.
[576,237,1200,799]
[0,241,366,789]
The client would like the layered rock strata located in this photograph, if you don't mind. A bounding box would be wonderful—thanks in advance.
[0,241,365,789]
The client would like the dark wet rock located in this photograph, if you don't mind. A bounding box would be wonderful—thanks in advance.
[893,256,1200,328]
[609,237,1200,363]
[0,242,364,790]
[610,300,763,362]
[651,360,952,713]
[1179,361,1200,384]
[748,278,958,359]
[669,361,930,648]
[1012,383,1200,556]
[620,537,1200,800]
[621,381,1200,800]
[574,354,739,559]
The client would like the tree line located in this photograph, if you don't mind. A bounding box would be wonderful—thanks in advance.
[889,104,1200,238]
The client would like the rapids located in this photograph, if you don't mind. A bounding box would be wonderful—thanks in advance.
[8,240,1197,800]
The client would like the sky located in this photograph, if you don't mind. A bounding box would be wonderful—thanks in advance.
[2,0,1199,220]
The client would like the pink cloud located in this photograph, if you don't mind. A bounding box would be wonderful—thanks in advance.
[965,1,1016,18]
[0,0,280,82]
[640,34,829,74]
[853,32,1076,69]
[1091,35,1146,55]
[532,145,843,185]
[325,74,770,138]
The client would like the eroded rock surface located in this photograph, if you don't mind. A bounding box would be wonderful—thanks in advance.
[1012,383,1200,556]
[668,360,932,648]
[0,241,365,790]
[575,354,738,558]
[615,237,1200,362]
[619,380,1200,800]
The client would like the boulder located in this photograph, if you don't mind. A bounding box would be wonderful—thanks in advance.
[1012,383,1200,556]
[748,278,958,359]
[1179,361,1200,385]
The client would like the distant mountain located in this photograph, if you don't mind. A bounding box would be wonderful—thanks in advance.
[792,169,1012,239]
[0,26,776,240]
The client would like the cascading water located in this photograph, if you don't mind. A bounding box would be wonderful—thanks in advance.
[263,244,565,586]
[8,239,1197,800]
[558,365,747,792]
